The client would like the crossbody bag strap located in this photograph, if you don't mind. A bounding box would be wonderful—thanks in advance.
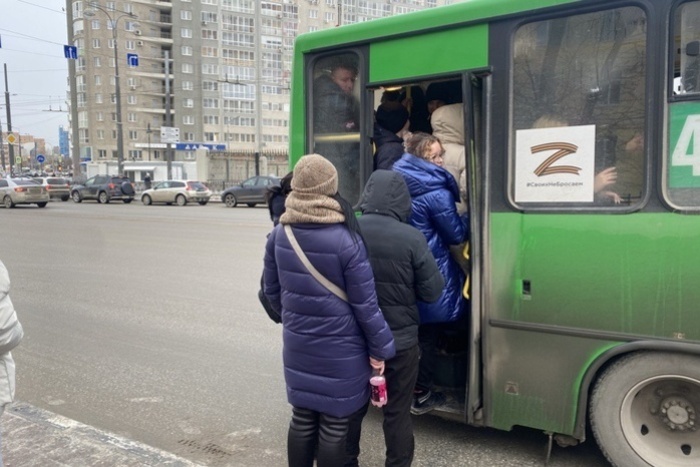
[284,225,349,303]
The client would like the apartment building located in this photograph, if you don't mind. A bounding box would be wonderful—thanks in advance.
[68,0,459,167]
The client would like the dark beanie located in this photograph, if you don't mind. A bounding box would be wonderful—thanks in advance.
[376,103,409,134]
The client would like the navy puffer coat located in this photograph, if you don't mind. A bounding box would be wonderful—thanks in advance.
[393,153,469,323]
[264,223,395,418]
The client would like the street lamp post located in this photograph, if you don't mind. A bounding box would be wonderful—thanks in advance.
[146,123,152,161]
[84,3,136,176]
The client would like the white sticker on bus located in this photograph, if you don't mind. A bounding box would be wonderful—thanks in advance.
[671,115,700,175]
[515,125,596,203]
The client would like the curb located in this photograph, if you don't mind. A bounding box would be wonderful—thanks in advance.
[3,402,203,466]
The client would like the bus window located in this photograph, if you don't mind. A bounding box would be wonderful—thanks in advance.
[667,1,700,209]
[511,7,646,208]
[674,1,700,95]
[310,53,362,205]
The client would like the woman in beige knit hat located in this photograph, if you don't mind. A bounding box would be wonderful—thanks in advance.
[263,154,395,467]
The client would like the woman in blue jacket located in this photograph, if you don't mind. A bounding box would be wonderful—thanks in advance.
[263,154,395,467]
[393,132,469,415]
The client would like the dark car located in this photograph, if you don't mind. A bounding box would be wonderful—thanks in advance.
[222,175,279,208]
[71,175,135,204]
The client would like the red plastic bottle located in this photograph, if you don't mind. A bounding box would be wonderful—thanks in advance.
[370,372,388,407]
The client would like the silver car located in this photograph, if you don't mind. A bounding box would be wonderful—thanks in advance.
[141,180,212,206]
[0,178,50,208]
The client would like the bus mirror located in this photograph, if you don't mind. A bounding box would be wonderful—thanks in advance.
[686,41,700,57]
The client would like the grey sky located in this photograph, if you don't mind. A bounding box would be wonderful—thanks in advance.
[0,0,69,148]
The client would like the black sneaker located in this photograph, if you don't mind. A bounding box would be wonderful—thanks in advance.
[410,390,446,415]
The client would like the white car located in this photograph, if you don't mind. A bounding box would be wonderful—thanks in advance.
[0,178,50,208]
[33,177,71,202]
[141,180,212,206]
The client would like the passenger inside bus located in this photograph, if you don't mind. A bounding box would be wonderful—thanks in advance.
[373,101,411,170]
[312,54,361,203]
[401,86,432,134]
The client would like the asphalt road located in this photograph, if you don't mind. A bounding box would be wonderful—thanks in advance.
[0,200,609,466]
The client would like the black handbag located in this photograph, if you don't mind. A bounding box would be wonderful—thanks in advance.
[259,273,281,324]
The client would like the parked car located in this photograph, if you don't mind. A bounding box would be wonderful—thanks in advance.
[71,175,135,204]
[0,178,49,208]
[141,180,212,206]
[222,175,279,208]
[33,177,71,202]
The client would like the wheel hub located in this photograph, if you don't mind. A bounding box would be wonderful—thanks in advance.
[659,396,697,431]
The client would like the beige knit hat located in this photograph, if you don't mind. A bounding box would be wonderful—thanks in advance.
[280,154,344,224]
[291,154,338,195]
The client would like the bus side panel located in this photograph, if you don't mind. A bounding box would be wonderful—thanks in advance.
[368,25,488,83]
[486,212,700,433]
[487,326,616,434]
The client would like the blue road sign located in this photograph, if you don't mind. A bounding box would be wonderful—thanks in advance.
[174,143,226,151]
[64,45,78,60]
[36,154,45,164]
[127,54,139,67]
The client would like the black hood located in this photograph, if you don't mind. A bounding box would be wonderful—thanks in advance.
[360,170,412,223]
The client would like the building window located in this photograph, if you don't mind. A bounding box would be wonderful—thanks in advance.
[182,81,194,91]
[183,115,195,125]
[202,29,218,40]
[181,45,193,56]
[92,38,101,48]
[203,98,220,108]
[183,98,194,108]
[182,63,194,74]
[201,12,218,23]
[181,10,192,20]
[129,130,138,140]
[128,112,137,123]
[181,28,193,38]
[127,95,137,104]
[202,63,219,75]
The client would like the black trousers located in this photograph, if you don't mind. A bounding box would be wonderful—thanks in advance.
[346,345,420,467]
[288,405,366,467]
[416,324,443,392]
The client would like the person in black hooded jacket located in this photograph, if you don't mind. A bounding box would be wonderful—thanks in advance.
[347,170,444,467]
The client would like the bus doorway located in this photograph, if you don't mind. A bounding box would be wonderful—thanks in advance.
[367,73,487,425]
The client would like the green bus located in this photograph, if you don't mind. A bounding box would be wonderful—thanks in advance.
[289,1,700,465]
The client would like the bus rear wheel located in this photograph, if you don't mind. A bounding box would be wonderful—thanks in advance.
[590,351,700,467]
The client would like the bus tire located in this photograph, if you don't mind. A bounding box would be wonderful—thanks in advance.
[590,351,700,467]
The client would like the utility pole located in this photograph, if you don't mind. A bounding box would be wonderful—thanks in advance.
[0,111,5,173]
[254,0,262,176]
[146,123,152,161]
[66,0,81,178]
[4,63,15,176]
[165,50,173,180]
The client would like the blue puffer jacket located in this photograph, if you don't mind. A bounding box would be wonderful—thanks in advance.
[393,153,469,323]
[263,223,395,418]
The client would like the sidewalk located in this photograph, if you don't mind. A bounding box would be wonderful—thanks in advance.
[1,402,202,467]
